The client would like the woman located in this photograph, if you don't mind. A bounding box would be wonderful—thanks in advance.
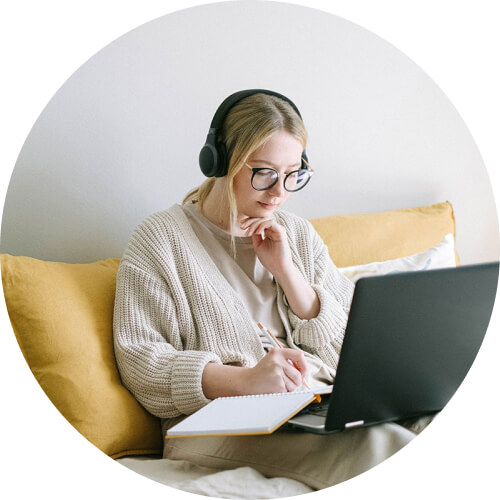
[113,90,423,490]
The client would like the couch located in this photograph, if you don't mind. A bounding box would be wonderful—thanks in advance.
[1,201,458,498]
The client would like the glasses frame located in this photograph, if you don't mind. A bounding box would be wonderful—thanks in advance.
[244,160,314,192]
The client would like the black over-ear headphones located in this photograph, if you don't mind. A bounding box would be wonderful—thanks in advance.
[199,89,309,178]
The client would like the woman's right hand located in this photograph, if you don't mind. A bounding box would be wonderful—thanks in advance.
[202,349,308,400]
[246,348,308,394]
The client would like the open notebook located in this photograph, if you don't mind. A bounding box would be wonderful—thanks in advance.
[166,386,333,438]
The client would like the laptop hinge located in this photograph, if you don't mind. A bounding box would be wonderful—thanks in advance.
[345,420,364,429]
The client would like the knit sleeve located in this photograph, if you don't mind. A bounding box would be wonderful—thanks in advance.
[287,222,354,356]
[113,262,222,419]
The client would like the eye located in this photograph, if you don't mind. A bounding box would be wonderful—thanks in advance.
[255,168,277,178]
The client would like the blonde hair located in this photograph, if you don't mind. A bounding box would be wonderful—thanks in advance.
[183,93,307,249]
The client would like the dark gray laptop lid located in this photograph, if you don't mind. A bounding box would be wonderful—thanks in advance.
[325,262,499,431]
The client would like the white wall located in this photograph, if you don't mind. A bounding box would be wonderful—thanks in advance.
[1,1,498,264]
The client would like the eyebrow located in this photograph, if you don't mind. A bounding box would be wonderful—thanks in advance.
[250,159,302,169]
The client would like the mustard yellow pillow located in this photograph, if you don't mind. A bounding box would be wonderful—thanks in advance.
[1,254,162,459]
[310,201,459,267]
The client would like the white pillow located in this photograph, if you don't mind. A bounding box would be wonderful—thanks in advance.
[339,233,456,283]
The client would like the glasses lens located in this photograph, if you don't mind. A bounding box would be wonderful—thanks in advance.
[252,168,278,190]
[284,170,311,192]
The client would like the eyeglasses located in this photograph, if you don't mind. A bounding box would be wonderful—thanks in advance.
[245,161,314,192]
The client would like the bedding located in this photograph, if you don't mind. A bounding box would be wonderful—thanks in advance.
[116,457,314,498]
[0,201,459,498]
[339,233,456,283]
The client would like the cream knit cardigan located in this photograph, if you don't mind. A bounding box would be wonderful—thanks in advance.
[113,204,354,423]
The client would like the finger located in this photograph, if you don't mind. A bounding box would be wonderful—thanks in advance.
[261,222,286,241]
[270,349,304,382]
[282,360,303,389]
[283,376,300,393]
[265,351,300,392]
[240,217,266,228]
[241,217,271,232]
[251,232,265,247]
[281,349,308,377]
[249,220,274,237]
[250,220,283,240]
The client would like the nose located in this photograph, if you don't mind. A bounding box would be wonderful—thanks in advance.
[267,177,286,199]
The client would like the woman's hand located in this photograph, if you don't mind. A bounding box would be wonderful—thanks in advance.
[246,348,308,394]
[240,216,293,280]
[201,349,308,399]
[240,215,320,320]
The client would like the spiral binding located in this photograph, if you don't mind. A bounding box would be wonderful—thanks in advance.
[218,390,314,401]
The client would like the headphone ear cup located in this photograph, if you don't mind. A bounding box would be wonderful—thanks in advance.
[199,132,230,177]
[199,133,219,177]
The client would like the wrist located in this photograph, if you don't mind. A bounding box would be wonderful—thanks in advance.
[274,267,320,320]
[273,262,298,286]
[202,362,251,399]
[232,366,253,396]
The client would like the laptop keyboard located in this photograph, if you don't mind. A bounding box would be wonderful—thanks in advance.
[301,401,329,417]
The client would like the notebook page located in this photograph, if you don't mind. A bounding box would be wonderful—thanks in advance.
[167,391,316,437]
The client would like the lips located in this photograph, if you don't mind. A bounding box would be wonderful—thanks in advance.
[258,202,277,210]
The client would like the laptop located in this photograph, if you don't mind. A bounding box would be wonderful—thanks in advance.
[287,261,499,433]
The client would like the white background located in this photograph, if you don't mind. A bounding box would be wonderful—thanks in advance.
[0,0,498,266]
[1,1,498,499]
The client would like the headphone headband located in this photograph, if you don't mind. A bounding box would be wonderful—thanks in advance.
[199,89,309,178]
[209,89,303,131]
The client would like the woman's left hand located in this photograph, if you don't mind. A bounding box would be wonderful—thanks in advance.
[241,215,321,320]
[240,216,294,280]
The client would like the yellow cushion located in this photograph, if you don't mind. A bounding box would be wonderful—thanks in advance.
[0,254,162,459]
[310,201,459,267]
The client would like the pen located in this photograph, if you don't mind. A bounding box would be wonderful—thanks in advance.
[257,322,310,389]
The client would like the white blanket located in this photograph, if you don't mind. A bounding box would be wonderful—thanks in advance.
[117,456,313,498]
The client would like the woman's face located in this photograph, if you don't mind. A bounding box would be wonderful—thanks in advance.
[232,130,304,219]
